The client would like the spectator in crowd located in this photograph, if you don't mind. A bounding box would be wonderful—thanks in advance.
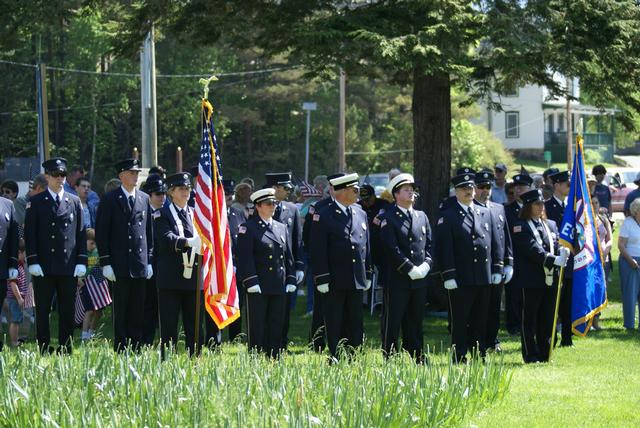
[623,173,640,217]
[532,175,545,190]
[240,177,255,190]
[78,228,111,341]
[592,194,612,330]
[592,165,612,213]
[75,177,97,229]
[6,239,27,347]
[313,175,329,199]
[232,182,253,217]
[617,198,640,330]
[491,163,508,204]
[1,180,18,201]
[14,174,47,226]
[104,178,121,193]
[65,165,100,211]
[299,182,322,218]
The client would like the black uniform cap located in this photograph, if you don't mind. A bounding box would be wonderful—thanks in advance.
[42,157,68,173]
[142,174,166,194]
[166,172,192,189]
[512,174,533,186]
[115,158,142,174]
[521,188,544,205]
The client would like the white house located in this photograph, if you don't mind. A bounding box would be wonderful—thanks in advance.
[475,77,617,162]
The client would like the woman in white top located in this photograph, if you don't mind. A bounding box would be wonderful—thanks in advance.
[617,198,640,329]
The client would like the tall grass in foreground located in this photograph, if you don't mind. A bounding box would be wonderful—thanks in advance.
[0,343,509,427]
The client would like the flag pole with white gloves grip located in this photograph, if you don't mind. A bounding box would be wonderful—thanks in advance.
[102,265,116,282]
[503,265,514,284]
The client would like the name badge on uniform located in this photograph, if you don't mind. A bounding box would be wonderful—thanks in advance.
[422,225,426,234]
[281,235,285,242]
[238,226,246,234]
[499,214,504,222]
[70,213,74,222]
[4,213,9,221]
[362,222,367,230]
[484,223,489,231]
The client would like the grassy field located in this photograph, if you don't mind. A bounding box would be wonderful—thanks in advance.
[1,226,639,426]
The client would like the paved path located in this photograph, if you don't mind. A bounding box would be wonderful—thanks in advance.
[617,155,640,168]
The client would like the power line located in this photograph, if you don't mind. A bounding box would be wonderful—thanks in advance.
[346,149,413,155]
[0,59,37,68]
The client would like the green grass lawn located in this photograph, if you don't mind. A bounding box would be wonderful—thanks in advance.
[1,225,639,426]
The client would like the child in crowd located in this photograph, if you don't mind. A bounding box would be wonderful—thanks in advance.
[6,239,28,347]
[78,228,112,340]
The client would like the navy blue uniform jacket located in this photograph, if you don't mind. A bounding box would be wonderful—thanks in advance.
[95,188,153,278]
[25,190,87,276]
[511,218,559,288]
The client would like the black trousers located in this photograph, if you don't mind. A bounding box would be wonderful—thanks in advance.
[158,288,202,356]
[281,291,295,349]
[112,277,146,352]
[246,293,286,357]
[448,285,490,362]
[309,287,326,351]
[227,285,244,342]
[322,289,364,358]
[203,303,222,348]
[33,275,75,353]
[558,278,573,345]
[140,277,158,346]
[505,281,522,333]
[521,286,557,363]
[382,286,427,362]
[486,283,504,347]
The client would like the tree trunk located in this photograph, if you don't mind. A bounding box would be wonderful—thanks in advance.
[412,69,451,224]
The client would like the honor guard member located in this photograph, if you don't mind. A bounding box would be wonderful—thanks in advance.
[436,168,503,362]
[504,173,533,335]
[25,158,87,354]
[544,170,574,347]
[474,170,514,352]
[236,188,296,357]
[379,174,432,362]
[265,172,304,349]
[310,173,372,360]
[302,173,344,352]
[95,158,154,352]
[512,189,569,362]
[0,195,19,352]
[154,173,203,356]
[140,174,166,346]
[205,179,247,345]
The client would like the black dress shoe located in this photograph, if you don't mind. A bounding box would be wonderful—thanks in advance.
[494,344,503,353]
[0,341,3,352]
[560,341,574,347]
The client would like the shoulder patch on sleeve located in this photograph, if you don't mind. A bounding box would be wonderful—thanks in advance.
[437,217,444,225]
[513,225,522,233]
[380,219,387,228]
[373,217,381,226]
[238,225,246,234]
[313,214,320,222]
[309,206,315,214]
[25,202,31,209]
[152,211,161,219]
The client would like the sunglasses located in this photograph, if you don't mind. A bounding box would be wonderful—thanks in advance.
[152,191,166,196]
[477,184,491,190]
[50,171,67,178]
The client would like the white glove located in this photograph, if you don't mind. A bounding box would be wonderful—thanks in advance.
[418,262,431,277]
[8,268,18,280]
[186,235,201,249]
[559,247,570,258]
[28,264,44,277]
[317,283,329,294]
[444,279,458,290]
[102,265,116,282]
[295,270,305,284]
[247,284,262,294]
[73,264,87,277]
[286,284,296,293]
[408,266,422,280]
[146,264,154,279]
[554,253,568,267]
[491,273,503,285]
[364,279,372,290]
[503,265,514,284]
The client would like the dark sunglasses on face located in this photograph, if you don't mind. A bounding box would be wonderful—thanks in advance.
[152,192,166,196]
[50,171,67,178]
[477,184,491,190]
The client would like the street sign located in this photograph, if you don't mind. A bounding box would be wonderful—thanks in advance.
[302,102,317,111]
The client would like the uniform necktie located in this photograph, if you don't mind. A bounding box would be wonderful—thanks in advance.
[561,201,566,209]
[128,195,135,213]
[55,195,60,209]
[275,203,282,220]
[179,209,193,238]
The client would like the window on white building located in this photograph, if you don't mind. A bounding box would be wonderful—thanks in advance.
[505,111,519,138]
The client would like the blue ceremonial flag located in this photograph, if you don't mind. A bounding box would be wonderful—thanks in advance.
[557,136,607,336]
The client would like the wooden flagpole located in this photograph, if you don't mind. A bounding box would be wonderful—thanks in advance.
[548,266,565,361]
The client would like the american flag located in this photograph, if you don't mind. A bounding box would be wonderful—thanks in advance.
[194,98,240,329]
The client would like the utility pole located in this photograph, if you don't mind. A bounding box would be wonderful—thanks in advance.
[566,77,573,170]
[36,62,50,168]
[338,68,346,172]
[140,25,158,167]
[302,102,317,182]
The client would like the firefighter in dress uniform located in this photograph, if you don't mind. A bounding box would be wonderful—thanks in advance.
[95,158,154,352]
[236,188,296,357]
[154,172,203,356]
[25,157,87,354]
[310,173,372,360]
[378,173,432,362]
[511,189,569,363]
[436,168,503,362]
